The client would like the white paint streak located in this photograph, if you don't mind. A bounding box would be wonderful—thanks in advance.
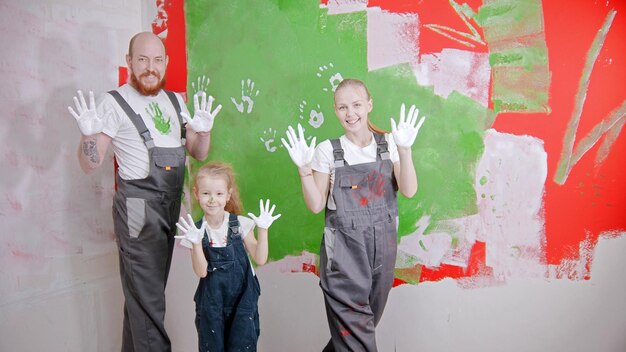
[396,215,453,268]
[326,0,367,15]
[475,129,547,279]
[366,7,419,71]
[415,49,491,106]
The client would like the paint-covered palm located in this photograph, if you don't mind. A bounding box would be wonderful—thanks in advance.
[175,214,206,245]
[68,90,104,136]
[183,91,222,132]
[281,123,316,167]
[248,199,282,229]
[391,103,426,148]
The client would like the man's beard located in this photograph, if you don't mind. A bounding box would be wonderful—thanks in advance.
[130,70,166,96]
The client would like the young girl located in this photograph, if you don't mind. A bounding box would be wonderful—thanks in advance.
[281,78,425,351]
[175,162,281,352]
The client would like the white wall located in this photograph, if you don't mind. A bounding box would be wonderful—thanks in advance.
[0,0,139,351]
[1,1,625,351]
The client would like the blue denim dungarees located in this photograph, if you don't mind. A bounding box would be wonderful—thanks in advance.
[109,90,186,352]
[194,214,261,352]
[320,133,399,352]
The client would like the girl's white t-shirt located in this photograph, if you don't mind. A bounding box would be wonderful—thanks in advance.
[180,212,255,248]
[311,132,400,210]
[97,84,191,180]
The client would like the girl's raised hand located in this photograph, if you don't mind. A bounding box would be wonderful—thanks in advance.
[390,103,426,149]
[281,123,316,167]
[175,214,206,245]
[248,199,282,229]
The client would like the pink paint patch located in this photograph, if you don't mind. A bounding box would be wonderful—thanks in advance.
[6,194,23,212]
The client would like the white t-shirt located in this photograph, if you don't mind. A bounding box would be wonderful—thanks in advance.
[97,84,191,180]
[181,212,255,249]
[311,132,399,210]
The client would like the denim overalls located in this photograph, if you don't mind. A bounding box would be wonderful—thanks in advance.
[109,90,186,352]
[194,214,261,352]
[320,133,399,352]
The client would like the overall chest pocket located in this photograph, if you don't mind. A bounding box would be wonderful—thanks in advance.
[337,171,389,212]
[152,152,185,184]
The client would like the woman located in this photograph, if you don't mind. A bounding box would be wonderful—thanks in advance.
[281,78,426,351]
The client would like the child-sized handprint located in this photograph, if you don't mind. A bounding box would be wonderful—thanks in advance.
[260,128,281,153]
[316,63,343,92]
[191,75,210,96]
[145,102,171,134]
[231,79,260,114]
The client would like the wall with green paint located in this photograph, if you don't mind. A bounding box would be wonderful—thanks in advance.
[185,0,493,261]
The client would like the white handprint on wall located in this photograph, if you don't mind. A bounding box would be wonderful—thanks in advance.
[298,100,324,129]
[316,63,343,92]
[231,79,260,113]
[260,128,280,153]
[191,75,210,96]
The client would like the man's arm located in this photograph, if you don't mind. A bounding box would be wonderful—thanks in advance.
[185,129,211,161]
[77,133,112,174]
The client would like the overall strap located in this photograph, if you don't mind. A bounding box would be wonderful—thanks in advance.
[330,138,346,168]
[164,90,187,143]
[373,133,390,161]
[227,213,241,240]
[108,90,155,150]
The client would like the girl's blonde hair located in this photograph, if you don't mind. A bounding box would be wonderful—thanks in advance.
[194,162,243,214]
[334,78,388,134]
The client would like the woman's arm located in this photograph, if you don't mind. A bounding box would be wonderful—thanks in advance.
[393,147,418,198]
[299,167,331,214]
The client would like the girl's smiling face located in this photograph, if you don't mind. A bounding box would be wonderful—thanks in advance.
[194,175,231,217]
[333,84,373,134]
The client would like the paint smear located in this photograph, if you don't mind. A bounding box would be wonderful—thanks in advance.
[475,0,550,113]
[366,7,419,71]
[415,48,491,106]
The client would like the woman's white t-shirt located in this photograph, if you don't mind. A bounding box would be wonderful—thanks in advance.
[311,132,399,210]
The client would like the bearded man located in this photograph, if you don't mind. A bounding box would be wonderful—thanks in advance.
[68,32,221,352]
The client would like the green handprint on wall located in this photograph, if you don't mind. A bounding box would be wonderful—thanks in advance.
[146,102,171,135]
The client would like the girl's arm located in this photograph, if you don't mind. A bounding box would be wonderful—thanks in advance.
[245,200,282,265]
[191,243,209,278]
[243,228,268,266]
[298,167,331,214]
[394,147,418,198]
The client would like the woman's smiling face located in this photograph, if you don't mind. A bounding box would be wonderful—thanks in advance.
[333,84,372,134]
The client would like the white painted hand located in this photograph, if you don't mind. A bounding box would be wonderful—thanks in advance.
[68,90,104,136]
[390,103,426,148]
[247,199,282,230]
[174,214,206,245]
[182,91,222,132]
[280,123,316,167]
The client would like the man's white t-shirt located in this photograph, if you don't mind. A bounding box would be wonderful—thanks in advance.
[311,132,400,210]
[97,84,191,180]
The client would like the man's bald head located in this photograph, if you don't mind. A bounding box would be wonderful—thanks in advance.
[128,32,166,58]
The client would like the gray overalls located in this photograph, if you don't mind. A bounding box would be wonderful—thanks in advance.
[109,90,186,352]
[320,133,398,352]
